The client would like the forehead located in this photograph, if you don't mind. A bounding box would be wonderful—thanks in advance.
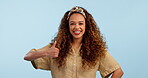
[69,13,85,22]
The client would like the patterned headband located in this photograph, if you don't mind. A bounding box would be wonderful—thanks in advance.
[67,6,86,20]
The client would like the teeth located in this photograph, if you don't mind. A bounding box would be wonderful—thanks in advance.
[74,31,80,33]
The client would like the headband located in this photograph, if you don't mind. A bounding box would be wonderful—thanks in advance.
[67,6,86,20]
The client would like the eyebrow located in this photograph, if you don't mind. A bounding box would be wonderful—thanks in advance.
[69,21,84,23]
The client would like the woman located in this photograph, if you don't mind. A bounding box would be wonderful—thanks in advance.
[24,6,124,78]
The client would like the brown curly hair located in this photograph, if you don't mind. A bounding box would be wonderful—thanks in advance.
[50,6,107,69]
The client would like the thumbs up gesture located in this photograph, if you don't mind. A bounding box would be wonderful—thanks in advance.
[45,41,59,58]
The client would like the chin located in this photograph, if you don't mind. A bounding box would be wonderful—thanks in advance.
[73,36,83,39]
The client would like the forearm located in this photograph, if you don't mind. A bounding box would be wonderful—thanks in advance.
[111,68,124,78]
[24,49,46,61]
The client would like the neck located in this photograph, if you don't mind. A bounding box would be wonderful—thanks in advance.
[72,38,82,52]
[72,38,82,48]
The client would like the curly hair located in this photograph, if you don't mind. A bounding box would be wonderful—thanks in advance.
[50,6,107,69]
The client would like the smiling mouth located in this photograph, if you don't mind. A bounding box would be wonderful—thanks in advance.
[73,31,81,35]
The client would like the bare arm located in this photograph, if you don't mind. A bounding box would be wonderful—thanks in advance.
[111,68,124,78]
[24,41,59,61]
[24,48,47,61]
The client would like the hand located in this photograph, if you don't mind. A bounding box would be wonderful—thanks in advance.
[45,41,59,58]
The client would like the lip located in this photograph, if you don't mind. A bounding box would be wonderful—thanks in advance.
[73,30,81,35]
[74,33,80,35]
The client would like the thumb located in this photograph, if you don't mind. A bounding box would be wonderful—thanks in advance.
[52,41,57,48]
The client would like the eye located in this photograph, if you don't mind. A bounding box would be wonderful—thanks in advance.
[79,22,83,25]
[70,23,75,25]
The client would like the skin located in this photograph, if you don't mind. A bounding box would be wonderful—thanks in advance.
[111,68,124,78]
[68,13,85,51]
[24,13,124,78]
[24,41,59,61]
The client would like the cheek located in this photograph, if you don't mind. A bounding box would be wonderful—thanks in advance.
[82,26,86,32]
[69,26,73,33]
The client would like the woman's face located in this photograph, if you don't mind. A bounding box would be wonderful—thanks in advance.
[69,13,86,40]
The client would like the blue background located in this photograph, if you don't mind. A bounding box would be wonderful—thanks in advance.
[0,0,148,78]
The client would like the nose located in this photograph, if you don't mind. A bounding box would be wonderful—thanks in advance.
[74,24,80,29]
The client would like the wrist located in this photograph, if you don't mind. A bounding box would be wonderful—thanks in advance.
[40,49,48,57]
[32,48,47,57]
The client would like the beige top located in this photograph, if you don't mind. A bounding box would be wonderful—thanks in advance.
[31,44,120,78]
